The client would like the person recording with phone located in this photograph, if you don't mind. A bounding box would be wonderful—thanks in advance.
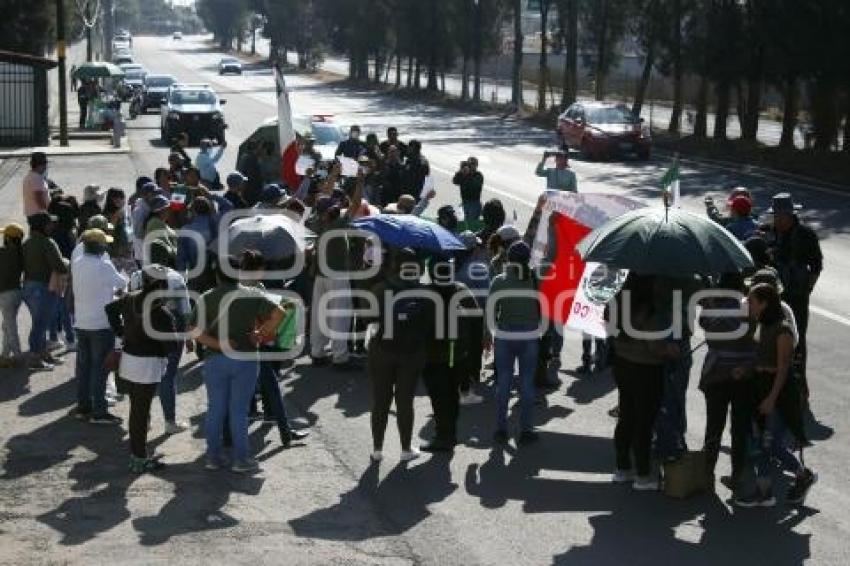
[535,150,577,192]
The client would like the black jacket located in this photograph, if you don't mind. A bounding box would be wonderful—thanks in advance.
[772,219,823,297]
[106,292,177,358]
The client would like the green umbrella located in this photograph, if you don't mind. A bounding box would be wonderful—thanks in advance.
[72,62,125,80]
[576,207,753,276]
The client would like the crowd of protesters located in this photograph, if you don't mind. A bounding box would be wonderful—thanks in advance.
[0,130,822,508]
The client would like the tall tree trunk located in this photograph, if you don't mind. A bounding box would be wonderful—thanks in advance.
[440,71,446,93]
[594,0,609,101]
[560,0,578,108]
[742,48,763,142]
[809,76,841,152]
[693,76,709,138]
[415,57,422,89]
[406,56,413,88]
[667,0,683,133]
[538,1,551,112]
[511,0,524,105]
[374,52,383,83]
[779,75,798,150]
[714,80,731,140]
[461,51,470,100]
[632,37,655,116]
[395,51,402,88]
[735,82,746,135]
[472,0,483,102]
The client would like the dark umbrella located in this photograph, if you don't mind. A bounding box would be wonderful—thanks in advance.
[576,207,753,276]
[220,214,312,261]
[72,62,125,80]
[350,214,465,253]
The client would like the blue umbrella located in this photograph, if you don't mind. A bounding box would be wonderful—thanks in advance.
[350,214,465,253]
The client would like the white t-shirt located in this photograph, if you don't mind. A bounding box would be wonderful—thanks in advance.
[119,352,168,384]
[71,253,128,330]
[23,170,48,217]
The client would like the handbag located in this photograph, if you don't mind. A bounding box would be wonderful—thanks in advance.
[662,451,711,499]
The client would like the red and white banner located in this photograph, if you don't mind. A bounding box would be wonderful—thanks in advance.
[531,192,644,328]
[274,65,300,189]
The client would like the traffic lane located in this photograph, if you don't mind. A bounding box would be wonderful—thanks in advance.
[136,37,850,320]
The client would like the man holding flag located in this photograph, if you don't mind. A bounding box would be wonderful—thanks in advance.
[274,65,301,191]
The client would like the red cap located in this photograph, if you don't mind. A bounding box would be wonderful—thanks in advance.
[729,195,752,216]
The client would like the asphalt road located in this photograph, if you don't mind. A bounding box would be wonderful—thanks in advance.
[1,35,849,565]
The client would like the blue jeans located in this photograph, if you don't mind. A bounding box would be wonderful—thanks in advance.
[158,342,183,422]
[22,281,59,354]
[462,200,482,223]
[259,360,291,434]
[75,328,115,415]
[753,413,804,481]
[654,339,692,459]
[203,353,259,462]
[494,326,539,433]
[50,293,75,343]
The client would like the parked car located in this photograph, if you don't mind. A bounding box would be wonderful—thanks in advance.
[142,74,177,112]
[173,31,183,40]
[557,102,651,161]
[218,57,243,75]
[160,84,227,145]
[113,52,133,65]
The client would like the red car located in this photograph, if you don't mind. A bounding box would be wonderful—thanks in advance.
[557,102,651,160]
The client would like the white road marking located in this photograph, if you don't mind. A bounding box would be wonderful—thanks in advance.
[810,305,850,328]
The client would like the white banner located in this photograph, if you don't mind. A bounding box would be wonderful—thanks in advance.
[566,262,629,338]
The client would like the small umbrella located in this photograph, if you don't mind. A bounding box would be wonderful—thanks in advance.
[221,214,312,261]
[72,62,126,80]
[576,207,753,276]
[351,214,465,253]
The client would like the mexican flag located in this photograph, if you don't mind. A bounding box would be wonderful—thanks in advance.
[531,192,644,327]
[274,65,300,189]
[660,157,681,208]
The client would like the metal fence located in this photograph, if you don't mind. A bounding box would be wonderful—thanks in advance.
[0,61,49,147]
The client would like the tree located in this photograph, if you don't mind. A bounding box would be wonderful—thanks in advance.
[537,0,553,111]
[510,0,523,105]
[665,0,684,133]
[197,0,248,49]
[630,0,665,117]
[580,0,629,101]
[556,0,578,108]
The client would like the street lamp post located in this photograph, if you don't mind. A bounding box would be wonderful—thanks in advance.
[57,0,69,146]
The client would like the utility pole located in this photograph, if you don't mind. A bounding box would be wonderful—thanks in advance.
[104,0,115,61]
[85,1,93,61]
[57,0,69,146]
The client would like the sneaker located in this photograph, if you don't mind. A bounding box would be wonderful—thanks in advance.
[400,448,421,462]
[612,469,635,484]
[106,395,118,407]
[164,421,188,435]
[69,406,92,421]
[47,340,63,351]
[44,354,63,365]
[90,412,123,425]
[204,456,223,471]
[786,470,818,505]
[518,431,540,445]
[130,456,165,474]
[63,341,77,352]
[28,359,54,371]
[281,428,309,448]
[733,488,776,508]
[632,476,659,491]
[459,391,484,406]
[232,459,260,474]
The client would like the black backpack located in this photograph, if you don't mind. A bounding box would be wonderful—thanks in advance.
[378,284,434,352]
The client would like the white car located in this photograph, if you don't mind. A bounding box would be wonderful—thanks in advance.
[219,57,243,75]
[173,31,183,40]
